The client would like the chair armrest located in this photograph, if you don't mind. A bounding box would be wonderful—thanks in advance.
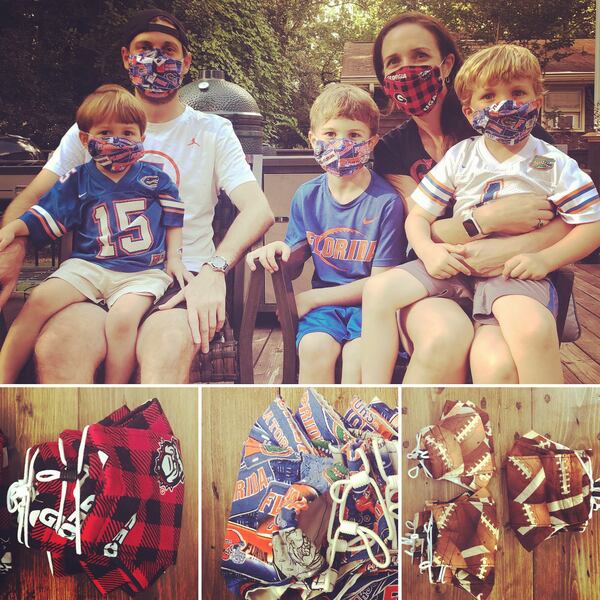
[238,258,264,383]
[549,267,574,342]
[272,255,300,383]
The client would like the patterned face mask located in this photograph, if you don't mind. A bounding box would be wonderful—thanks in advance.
[407,400,495,491]
[505,430,600,551]
[383,60,446,117]
[128,48,184,93]
[403,488,499,600]
[87,136,144,173]
[471,99,540,145]
[313,137,376,177]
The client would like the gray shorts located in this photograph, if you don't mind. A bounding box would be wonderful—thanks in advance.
[398,259,558,326]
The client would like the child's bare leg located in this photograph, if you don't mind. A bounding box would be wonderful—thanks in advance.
[104,293,154,384]
[298,332,341,384]
[0,278,87,383]
[492,295,563,384]
[341,338,361,384]
[361,269,429,384]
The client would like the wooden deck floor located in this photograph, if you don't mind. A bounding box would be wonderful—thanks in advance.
[251,263,600,384]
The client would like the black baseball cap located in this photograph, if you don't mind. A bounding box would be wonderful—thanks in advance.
[122,8,189,51]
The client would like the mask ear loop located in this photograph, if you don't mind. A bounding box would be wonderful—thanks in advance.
[407,429,434,480]
[7,446,40,548]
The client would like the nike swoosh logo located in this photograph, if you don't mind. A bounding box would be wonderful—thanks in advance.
[78,193,87,198]
[363,218,375,225]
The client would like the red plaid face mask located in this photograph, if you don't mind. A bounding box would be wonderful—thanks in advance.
[383,60,446,117]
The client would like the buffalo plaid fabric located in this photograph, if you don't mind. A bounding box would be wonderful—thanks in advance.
[505,430,600,551]
[7,399,184,596]
[407,400,495,491]
[222,389,398,600]
[404,488,499,600]
[382,64,443,116]
[0,429,12,575]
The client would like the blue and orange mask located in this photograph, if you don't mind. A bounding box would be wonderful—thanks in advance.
[313,137,376,177]
[128,48,184,94]
[471,99,540,145]
[87,136,144,173]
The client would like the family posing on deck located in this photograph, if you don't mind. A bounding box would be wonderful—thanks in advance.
[0,9,598,385]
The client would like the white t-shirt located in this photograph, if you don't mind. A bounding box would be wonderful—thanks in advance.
[412,135,600,225]
[45,106,256,271]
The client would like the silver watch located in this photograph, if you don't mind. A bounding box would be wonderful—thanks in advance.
[202,255,229,273]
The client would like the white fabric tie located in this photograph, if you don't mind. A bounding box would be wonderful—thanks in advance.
[407,430,433,480]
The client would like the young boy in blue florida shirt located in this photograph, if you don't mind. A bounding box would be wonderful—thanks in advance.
[247,84,406,383]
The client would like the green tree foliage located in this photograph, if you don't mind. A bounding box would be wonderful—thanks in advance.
[0,0,595,150]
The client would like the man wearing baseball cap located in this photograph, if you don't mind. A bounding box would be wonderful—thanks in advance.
[0,8,274,383]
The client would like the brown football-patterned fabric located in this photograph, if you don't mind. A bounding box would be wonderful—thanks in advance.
[403,488,499,600]
[407,400,495,491]
[505,430,599,551]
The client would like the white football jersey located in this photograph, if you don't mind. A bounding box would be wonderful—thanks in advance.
[412,135,600,225]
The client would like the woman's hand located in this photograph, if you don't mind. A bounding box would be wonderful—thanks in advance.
[475,193,554,235]
[420,243,471,279]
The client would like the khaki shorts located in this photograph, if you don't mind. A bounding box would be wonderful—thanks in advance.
[48,258,172,308]
[398,259,558,326]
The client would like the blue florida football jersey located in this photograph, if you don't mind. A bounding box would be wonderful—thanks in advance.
[20,161,184,272]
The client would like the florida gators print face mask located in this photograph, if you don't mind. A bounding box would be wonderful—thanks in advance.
[313,137,376,177]
[87,136,145,173]
[128,48,184,94]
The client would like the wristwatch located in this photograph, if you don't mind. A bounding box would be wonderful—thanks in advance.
[462,208,483,237]
[202,255,229,273]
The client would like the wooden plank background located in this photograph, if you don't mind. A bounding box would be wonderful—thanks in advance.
[0,387,198,600]
[402,387,600,600]
[202,386,399,599]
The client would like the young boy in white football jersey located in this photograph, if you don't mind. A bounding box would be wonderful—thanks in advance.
[362,44,600,384]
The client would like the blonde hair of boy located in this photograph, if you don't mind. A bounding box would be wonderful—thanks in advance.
[76,84,147,134]
[310,83,380,135]
[454,44,544,106]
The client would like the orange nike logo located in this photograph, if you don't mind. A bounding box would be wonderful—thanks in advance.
[363,217,375,225]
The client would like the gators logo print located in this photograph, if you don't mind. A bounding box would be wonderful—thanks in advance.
[139,175,159,189]
[154,437,185,494]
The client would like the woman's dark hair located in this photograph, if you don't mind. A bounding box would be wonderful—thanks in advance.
[372,12,474,144]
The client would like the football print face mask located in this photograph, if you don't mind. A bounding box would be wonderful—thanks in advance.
[407,400,495,491]
[313,137,376,177]
[505,430,600,551]
[87,136,145,173]
[6,399,184,595]
[221,388,398,599]
[403,488,499,600]
[128,48,184,94]
[383,59,446,117]
[471,99,540,145]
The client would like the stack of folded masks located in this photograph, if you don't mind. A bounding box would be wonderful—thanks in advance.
[221,388,398,599]
[6,399,184,596]
[505,430,600,551]
[403,400,499,600]
[0,429,12,576]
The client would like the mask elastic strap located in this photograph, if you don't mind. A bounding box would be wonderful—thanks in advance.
[407,430,433,479]
[7,446,40,548]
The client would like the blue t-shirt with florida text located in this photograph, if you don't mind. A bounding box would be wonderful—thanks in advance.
[284,170,406,288]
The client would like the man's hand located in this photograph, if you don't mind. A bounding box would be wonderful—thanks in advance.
[246,241,291,273]
[502,253,551,280]
[294,289,320,319]
[420,243,471,279]
[0,239,26,309]
[159,266,226,352]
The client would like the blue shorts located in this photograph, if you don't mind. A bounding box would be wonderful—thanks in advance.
[296,305,362,347]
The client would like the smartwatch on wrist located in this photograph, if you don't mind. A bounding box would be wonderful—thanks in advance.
[462,208,483,237]
[202,255,229,274]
